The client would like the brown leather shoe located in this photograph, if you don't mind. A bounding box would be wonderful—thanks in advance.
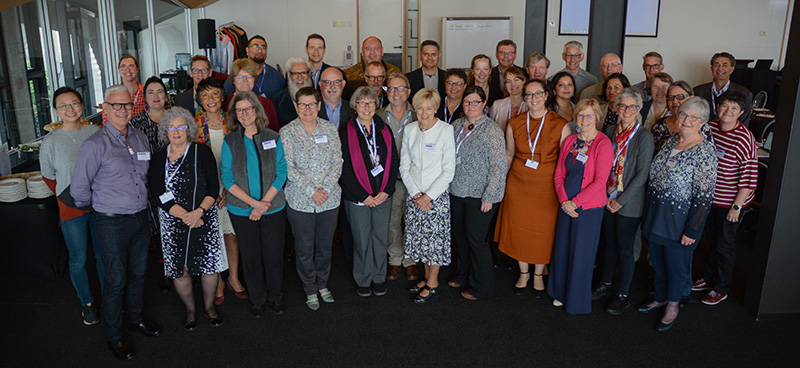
[386,265,401,280]
[405,265,419,281]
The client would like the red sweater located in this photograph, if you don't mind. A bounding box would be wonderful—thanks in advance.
[554,133,614,210]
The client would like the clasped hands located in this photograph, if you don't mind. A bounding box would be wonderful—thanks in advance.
[561,200,578,218]
[249,200,272,221]
[413,193,432,211]
[180,208,205,228]
[363,192,389,208]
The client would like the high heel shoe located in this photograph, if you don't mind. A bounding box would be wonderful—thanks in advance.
[226,280,248,299]
[409,279,428,294]
[413,285,437,304]
[532,273,545,293]
[514,271,530,295]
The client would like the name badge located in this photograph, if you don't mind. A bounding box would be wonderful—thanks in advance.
[261,140,277,150]
[576,152,589,163]
[716,148,725,158]
[137,152,151,161]
[666,158,677,168]
[158,191,175,204]
[525,159,539,170]
[370,164,384,177]
[425,144,436,152]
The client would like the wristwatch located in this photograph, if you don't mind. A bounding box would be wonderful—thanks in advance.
[732,204,741,211]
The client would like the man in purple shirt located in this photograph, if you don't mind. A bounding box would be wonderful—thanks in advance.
[71,85,159,361]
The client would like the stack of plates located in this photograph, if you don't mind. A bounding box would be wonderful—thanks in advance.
[26,175,53,199]
[0,178,28,202]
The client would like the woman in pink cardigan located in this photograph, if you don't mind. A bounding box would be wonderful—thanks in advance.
[547,98,614,314]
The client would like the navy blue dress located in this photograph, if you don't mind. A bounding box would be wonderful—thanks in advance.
[547,139,605,314]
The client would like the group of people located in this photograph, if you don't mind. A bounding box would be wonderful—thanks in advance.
[38,32,758,360]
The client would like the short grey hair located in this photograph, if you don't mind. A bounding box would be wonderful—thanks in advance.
[159,107,199,145]
[678,96,711,124]
[527,51,550,68]
[564,40,583,52]
[104,84,129,101]
[284,57,311,78]
[615,88,644,123]
[643,51,663,63]
[350,86,379,110]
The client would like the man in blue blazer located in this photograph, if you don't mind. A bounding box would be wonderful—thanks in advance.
[405,40,446,102]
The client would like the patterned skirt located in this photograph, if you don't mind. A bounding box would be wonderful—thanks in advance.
[404,191,451,266]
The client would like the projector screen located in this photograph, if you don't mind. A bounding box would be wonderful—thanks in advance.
[559,0,660,37]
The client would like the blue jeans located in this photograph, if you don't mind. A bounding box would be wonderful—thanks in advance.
[61,212,104,306]
[94,211,150,341]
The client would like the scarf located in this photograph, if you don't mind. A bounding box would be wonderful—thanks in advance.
[195,112,228,147]
[346,117,393,196]
[607,122,636,193]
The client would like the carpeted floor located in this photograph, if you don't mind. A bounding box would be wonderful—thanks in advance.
[2,215,798,367]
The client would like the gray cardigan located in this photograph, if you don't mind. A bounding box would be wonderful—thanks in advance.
[224,127,286,211]
[603,123,654,218]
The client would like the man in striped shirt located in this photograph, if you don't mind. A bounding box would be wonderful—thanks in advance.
[692,91,758,306]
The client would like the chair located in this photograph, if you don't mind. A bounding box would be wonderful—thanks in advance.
[760,119,775,143]
[753,90,768,109]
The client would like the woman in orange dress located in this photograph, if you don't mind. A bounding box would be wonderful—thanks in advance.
[495,79,570,294]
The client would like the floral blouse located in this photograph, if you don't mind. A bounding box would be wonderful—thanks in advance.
[651,117,714,154]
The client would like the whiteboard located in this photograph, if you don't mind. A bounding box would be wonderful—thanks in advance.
[441,17,512,69]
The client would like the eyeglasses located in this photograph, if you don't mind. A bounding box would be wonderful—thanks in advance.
[235,106,255,115]
[234,75,255,80]
[57,102,81,110]
[320,79,343,86]
[104,102,134,110]
[498,51,516,56]
[190,67,210,74]
[678,112,703,123]
[296,102,318,110]
[118,65,137,70]
[601,62,622,68]
[355,101,376,107]
[564,53,582,59]
[463,100,484,106]
[167,126,188,131]
[383,86,408,93]
[365,75,385,82]
[289,71,310,77]
[524,91,546,99]
[667,94,689,102]
[445,81,465,86]
[249,45,268,51]
[576,114,595,120]
[618,104,639,111]
[643,63,662,70]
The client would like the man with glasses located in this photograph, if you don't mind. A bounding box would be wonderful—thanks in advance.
[174,55,212,114]
[490,39,523,94]
[693,52,753,125]
[271,57,314,128]
[580,53,624,100]
[633,52,665,102]
[305,34,330,90]
[376,73,419,282]
[555,40,598,96]
[71,85,160,361]
[318,67,354,129]
[224,35,285,99]
[344,36,401,99]
[364,61,389,108]
[406,40,446,101]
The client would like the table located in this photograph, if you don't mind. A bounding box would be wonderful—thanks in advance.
[0,196,67,280]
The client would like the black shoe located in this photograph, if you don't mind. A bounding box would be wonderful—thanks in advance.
[270,300,286,315]
[250,304,265,319]
[107,339,134,360]
[656,312,680,332]
[605,294,631,315]
[357,286,372,296]
[207,315,222,327]
[373,283,387,296]
[413,286,437,304]
[159,276,172,293]
[408,279,427,294]
[184,319,198,331]
[128,321,161,337]
[591,282,612,300]
[637,301,667,313]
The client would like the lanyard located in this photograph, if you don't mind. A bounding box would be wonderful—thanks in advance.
[455,120,477,156]
[710,81,730,116]
[165,144,191,185]
[388,110,412,138]
[526,111,547,160]
[614,123,640,161]
[357,119,379,166]
[444,96,460,124]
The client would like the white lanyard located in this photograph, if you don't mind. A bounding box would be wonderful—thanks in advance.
[444,96,460,124]
[526,111,547,160]
[455,120,477,156]
[614,123,640,161]
[389,110,412,138]
[357,119,379,166]
[165,144,191,185]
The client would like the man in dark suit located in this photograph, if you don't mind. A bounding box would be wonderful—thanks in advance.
[174,55,212,114]
[490,39,523,95]
[694,52,753,125]
[405,40,446,101]
[306,33,331,90]
[317,67,354,129]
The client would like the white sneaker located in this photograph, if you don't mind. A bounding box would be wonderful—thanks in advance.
[552,299,563,307]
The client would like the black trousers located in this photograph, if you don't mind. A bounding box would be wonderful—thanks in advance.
[450,195,497,299]
[600,210,641,296]
[230,210,285,305]
[702,205,745,295]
